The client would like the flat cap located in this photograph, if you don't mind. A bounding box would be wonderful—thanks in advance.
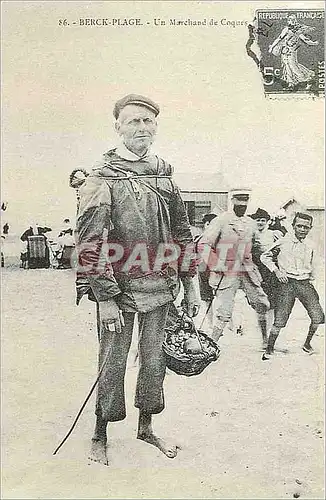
[113,94,160,119]
[249,207,270,220]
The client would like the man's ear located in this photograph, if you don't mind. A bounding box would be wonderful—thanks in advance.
[115,121,121,135]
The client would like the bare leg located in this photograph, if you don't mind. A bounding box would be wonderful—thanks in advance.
[89,415,109,465]
[137,411,179,459]
[303,322,319,354]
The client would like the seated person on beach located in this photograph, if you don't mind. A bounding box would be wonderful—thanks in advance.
[20,223,52,269]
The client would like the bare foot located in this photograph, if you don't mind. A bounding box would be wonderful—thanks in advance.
[137,432,179,458]
[88,438,109,466]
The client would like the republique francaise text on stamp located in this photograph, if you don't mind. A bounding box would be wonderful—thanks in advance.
[247,9,324,97]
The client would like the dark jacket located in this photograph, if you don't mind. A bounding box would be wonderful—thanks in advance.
[75,149,195,312]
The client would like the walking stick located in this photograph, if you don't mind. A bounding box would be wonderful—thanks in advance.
[96,301,101,343]
[198,273,224,331]
[53,168,103,456]
[53,305,110,456]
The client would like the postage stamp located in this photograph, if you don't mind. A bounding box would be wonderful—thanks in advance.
[247,9,325,97]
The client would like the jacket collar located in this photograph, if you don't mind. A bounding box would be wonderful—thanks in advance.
[115,143,152,162]
[289,231,306,244]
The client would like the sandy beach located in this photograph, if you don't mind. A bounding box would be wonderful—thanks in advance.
[1,267,324,499]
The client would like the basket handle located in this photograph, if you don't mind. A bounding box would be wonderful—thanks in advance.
[179,272,224,347]
[180,310,204,350]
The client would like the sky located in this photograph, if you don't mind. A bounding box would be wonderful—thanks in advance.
[2,0,324,234]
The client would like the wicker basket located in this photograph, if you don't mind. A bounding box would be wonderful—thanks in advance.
[163,305,221,377]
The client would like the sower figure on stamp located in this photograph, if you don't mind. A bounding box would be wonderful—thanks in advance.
[268,14,319,91]
[197,189,270,346]
[75,94,199,466]
[261,212,324,360]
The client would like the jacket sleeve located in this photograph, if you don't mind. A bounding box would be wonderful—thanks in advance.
[169,180,197,278]
[75,175,122,302]
[196,216,223,272]
[252,227,264,260]
[199,216,223,248]
[260,239,282,273]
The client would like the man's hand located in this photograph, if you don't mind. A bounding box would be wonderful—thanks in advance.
[99,299,125,333]
[181,276,200,317]
[274,269,288,283]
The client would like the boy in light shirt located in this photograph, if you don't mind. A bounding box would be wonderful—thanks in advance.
[260,212,324,359]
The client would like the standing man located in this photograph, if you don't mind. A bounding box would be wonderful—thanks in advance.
[56,219,75,269]
[250,207,283,311]
[198,189,270,345]
[194,213,217,332]
[75,94,199,466]
[195,214,218,305]
[261,212,324,359]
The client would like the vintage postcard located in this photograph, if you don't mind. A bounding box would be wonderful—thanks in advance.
[1,1,325,499]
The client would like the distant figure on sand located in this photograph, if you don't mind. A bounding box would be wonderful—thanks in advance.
[20,223,52,269]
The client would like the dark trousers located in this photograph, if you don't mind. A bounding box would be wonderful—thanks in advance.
[96,302,171,422]
[257,264,278,309]
[273,279,325,328]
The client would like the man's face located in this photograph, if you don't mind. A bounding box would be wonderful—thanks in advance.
[232,198,249,217]
[256,217,268,231]
[115,104,157,155]
[293,217,312,241]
